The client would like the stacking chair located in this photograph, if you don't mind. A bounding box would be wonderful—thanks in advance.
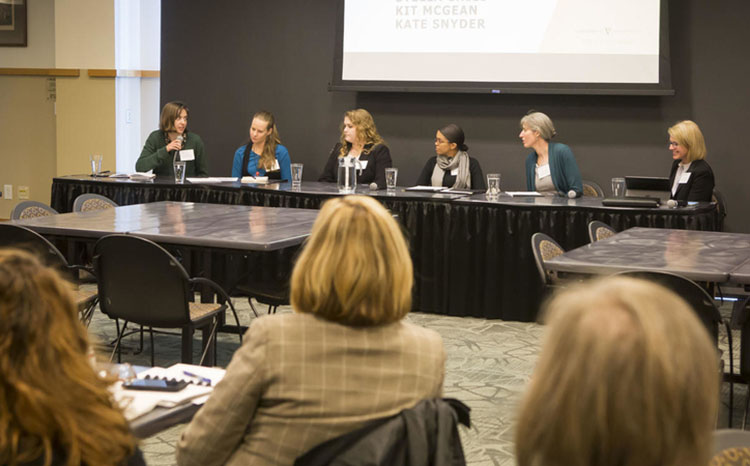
[73,193,118,212]
[582,180,604,197]
[587,220,616,243]
[10,200,58,219]
[234,282,289,317]
[93,235,243,366]
[712,188,727,231]
[0,224,98,325]
[531,233,565,290]
[615,270,733,425]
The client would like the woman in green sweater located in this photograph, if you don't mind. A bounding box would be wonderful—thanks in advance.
[520,111,582,197]
[136,101,209,177]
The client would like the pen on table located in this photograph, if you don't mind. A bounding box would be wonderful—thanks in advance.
[183,370,212,385]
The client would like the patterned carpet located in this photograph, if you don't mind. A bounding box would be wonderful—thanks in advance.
[86,294,742,465]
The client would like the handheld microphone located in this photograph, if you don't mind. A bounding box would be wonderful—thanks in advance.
[567,190,577,199]
[369,182,379,190]
[666,199,686,208]
[172,135,185,164]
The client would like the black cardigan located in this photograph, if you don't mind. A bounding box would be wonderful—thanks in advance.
[415,156,486,190]
[318,143,392,188]
[668,159,714,202]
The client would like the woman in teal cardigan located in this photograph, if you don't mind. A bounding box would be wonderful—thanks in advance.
[520,112,583,197]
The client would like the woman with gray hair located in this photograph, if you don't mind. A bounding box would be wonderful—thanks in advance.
[416,123,485,190]
[520,111,582,196]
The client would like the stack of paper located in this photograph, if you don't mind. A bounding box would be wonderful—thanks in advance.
[241,176,269,184]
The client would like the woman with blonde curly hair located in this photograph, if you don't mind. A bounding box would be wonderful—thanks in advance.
[515,276,719,466]
[177,195,444,466]
[318,108,393,188]
[0,249,143,466]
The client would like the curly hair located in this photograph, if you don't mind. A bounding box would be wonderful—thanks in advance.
[338,108,386,158]
[0,249,136,466]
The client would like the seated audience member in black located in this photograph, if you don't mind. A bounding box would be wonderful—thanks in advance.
[0,249,144,466]
[415,123,485,190]
[667,120,715,202]
[318,108,392,188]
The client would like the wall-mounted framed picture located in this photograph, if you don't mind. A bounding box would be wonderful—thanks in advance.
[0,0,27,47]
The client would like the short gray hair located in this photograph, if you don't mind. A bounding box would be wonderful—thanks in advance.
[520,112,557,141]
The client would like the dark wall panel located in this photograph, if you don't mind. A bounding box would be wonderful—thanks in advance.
[162,0,750,232]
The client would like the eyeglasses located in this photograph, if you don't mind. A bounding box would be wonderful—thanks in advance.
[668,141,680,147]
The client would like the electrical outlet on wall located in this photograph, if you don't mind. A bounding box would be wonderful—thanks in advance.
[3,185,12,200]
[18,186,29,199]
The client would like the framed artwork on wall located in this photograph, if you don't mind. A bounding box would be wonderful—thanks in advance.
[0,0,27,47]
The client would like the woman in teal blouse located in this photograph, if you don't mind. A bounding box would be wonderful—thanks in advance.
[231,111,291,180]
[520,111,583,197]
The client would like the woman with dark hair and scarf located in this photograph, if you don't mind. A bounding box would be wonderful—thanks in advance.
[415,123,485,190]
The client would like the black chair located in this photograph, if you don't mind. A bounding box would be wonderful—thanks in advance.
[73,193,118,212]
[587,220,616,243]
[713,188,727,231]
[234,282,288,316]
[93,234,243,366]
[11,200,58,219]
[615,270,733,426]
[531,232,565,288]
[582,180,604,197]
[0,224,98,325]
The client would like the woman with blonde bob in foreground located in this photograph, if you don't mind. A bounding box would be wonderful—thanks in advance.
[177,195,445,466]
[516,276,719,466]
[0,249,142,466]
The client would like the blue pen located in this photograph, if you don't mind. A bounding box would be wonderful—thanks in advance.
[183,370,212,385]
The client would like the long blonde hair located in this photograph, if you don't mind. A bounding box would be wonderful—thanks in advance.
[338,108,385,158]
[0,249,136,466]
[516,276,719,466]
[291,196,412,326]
[252,110,282,171]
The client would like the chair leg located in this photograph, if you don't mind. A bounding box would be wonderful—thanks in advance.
[149,327,155,367]
[110,321,128,363]
[268,305,277,314]
[181,326,193,364]
[247,298,260,318]
[198,319,218,367]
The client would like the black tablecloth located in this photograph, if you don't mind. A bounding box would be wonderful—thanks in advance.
[51,176,718,321]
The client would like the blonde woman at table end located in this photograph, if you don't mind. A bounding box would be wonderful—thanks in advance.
[520,111,583,197]
[231,111,291,181]
[516,276,718,466]
[176,195,445,466]
[667,120,715,202]
[136,101,209,177]
[0,249,145,466]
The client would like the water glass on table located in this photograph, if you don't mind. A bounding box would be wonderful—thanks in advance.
[486,173,501,199]
[291,163,303,188]
[90,154,103,176]
[385,167,398,191]
[174,161,187,184]
[611,177,625,197]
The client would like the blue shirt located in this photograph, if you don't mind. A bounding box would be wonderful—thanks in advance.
[231,144,291,180]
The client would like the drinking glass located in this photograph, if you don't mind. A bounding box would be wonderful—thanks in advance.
[291,163,303,188]
[611,177,626,197]
[486,173,501,198]
[90,154,103,175]
[174,161,187,184]
[385,167,398,190]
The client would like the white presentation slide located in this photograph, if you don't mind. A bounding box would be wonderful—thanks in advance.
[342,0,661,84]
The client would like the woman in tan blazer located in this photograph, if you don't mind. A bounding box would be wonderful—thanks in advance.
[176,195,445,466]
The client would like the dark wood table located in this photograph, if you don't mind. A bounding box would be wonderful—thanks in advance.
[545,227,750,283]
[49,176,719,321]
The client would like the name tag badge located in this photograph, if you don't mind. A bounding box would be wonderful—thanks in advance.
[451,168,459,176]
[358,160,368,170]
[179,149,195,161]
[272,159,280,170]
[537,164,551,179]
[679,171,691,184]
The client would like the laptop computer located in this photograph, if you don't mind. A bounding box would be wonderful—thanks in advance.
[624,176,671,201]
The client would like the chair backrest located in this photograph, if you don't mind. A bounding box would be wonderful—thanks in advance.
[0,224,70,271]
[615,270,721,342]
[711,429,750,465]
[582,180,604,197]
[712,188,727,231]
[93,235,192,327]
[10,201,58,220]
[588,220,616,243]
[531,232,565,286]
[73,193,118,212]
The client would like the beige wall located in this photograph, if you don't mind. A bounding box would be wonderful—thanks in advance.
[55,0,115,69]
